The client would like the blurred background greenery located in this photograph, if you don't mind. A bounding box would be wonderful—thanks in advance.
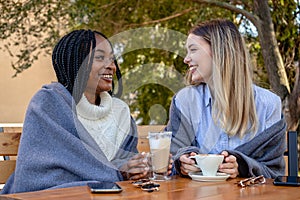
[0,0,299,129]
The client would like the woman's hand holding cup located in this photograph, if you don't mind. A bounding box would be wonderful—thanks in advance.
[179,152,200,175]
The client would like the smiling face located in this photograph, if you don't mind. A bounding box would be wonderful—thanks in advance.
[84,34,116,101]
[184,34,213,85]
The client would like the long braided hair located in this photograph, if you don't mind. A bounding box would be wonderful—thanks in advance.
[52,29,123,104]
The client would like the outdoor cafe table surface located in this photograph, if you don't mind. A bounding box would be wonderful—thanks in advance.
[0,175,299,200]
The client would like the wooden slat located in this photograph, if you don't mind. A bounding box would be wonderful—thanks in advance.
[2,127,22,133]
[137,125,165,153]
[0,132,21,156]
[284,155,288,176]
[0,160,16,184]
[0,130,21,185]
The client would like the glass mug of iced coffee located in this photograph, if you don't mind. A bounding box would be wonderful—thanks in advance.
[148,131,172,181]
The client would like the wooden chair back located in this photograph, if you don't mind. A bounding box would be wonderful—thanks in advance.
[137,125,166,153]
[0,128,22,184]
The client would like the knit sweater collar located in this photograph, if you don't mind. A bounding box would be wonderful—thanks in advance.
[76,92,112,120]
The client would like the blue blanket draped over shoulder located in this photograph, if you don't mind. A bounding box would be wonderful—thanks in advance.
[1,83,138,194]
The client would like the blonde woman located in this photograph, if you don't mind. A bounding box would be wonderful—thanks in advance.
[166,19,286,179]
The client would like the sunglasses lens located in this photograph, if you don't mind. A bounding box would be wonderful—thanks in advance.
[255,176,266,184]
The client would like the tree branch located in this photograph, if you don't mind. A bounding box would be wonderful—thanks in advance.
[191,0,261,28]
[125,7,196,28]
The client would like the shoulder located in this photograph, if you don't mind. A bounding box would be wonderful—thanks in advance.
[24,83,76,131]
[253,85,282,125]
[175,84,205,101]
[173,84,208,110]
[253,85,281,106]
[28,82,73,111]
[34,82,70,100]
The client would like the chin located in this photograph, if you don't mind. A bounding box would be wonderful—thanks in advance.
[98,85,112,92]
[192,78,202,83]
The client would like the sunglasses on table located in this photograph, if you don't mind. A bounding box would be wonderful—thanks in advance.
[237,175,266,187]
[132,179,160,192]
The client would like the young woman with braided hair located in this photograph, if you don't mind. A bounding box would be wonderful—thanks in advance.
[1,30,159,194]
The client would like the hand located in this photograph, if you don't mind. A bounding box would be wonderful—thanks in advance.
[179,152,200,175]
[219,151,239,178]
[121,152,149,180]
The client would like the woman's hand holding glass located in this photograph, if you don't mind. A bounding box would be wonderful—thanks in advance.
[121,152,173,180]
[121,152,149,180]
[167,154,174,176]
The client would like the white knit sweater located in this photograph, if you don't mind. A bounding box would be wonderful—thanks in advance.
[76,92,131,161]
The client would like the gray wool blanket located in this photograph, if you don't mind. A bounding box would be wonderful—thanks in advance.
[166,96,287,178]
[1,83,138,194]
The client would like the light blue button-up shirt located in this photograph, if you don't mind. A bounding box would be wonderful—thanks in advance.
[173,84,282,154]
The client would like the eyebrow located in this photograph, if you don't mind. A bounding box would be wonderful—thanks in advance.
[95,49,113,55]
[186,44,197,49]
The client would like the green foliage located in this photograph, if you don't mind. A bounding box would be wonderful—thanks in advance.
[0,0,69,76]
[1,0,233,124]
[67,0,233,124]
[1,0,299,124]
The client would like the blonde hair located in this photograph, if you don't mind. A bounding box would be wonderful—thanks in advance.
[187,19,258,137]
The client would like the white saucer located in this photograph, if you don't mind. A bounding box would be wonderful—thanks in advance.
[188,172,230,182]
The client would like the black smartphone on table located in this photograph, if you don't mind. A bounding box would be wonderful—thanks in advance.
[87,182,123,193]
[273,176,300,186]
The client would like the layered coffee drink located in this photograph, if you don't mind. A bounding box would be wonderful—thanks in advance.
[151,144,170,173]
[148,131,172,181]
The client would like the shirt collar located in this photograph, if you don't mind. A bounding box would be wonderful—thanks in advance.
[201,84,212,107]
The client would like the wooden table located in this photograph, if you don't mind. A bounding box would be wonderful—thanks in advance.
[1,176,299,200]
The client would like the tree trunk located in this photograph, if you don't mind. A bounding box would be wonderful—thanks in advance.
[287,63,300,131]
[253,0,290,99]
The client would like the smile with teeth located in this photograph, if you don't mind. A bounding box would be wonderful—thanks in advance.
[101,74,113,79]
[189,66,197,71]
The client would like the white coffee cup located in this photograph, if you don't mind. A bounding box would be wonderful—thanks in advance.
[189,154,224,176]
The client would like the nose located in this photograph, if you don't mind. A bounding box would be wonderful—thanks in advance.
[183,54,191,64]
[106,60,117,72]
